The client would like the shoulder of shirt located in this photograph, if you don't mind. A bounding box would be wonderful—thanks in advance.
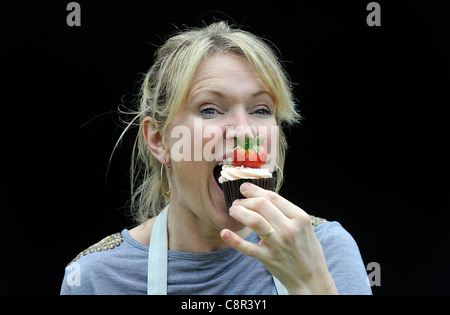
[67,232,125,266]
[312,219,360,252]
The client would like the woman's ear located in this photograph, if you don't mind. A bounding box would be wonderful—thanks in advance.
[142,117,170,164]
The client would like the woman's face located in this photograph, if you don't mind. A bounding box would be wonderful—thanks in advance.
[166,52,278,232]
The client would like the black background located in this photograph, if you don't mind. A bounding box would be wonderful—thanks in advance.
[1,0,449,294]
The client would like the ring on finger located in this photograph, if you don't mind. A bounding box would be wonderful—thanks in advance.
[259,225,274,240]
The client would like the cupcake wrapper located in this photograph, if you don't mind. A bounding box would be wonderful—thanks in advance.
[220,178,277,210]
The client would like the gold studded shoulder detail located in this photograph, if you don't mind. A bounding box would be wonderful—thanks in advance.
[68,232,124,265]
[309,215,328,227]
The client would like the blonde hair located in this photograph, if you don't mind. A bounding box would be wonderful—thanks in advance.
[122,21,301,224]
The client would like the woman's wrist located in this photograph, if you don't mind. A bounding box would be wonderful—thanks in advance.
[287,272,338,295]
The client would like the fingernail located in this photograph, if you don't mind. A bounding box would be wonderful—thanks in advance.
[232,199,241,206]
[221,230,231,240]
[240,183,249,193]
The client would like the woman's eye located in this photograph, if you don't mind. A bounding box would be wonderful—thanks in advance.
[199,105,222,116]
[201,108,218,115]
[253,107,272,116]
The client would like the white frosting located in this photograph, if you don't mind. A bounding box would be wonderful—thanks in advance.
[218,165,272,184]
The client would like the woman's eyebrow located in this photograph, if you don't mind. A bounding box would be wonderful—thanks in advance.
[188,89,225,107]
[251,90,272,98]
[190,88,226,100]
[190,88,273,102]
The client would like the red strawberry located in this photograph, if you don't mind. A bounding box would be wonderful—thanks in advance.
[233,135,267,168]
[233,147,246,167]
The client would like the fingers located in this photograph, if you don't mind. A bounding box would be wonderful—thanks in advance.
[223,182,312,260]
[229,202,276,240]
[239,182,307,220]
[220,229,262,258]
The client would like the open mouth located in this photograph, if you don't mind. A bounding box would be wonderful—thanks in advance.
[213,164,222,188]
[213,160,232,190]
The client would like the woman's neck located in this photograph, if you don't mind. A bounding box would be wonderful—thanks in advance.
[167,201,251,253]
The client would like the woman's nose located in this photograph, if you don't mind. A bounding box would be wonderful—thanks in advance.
[224,108,257,143]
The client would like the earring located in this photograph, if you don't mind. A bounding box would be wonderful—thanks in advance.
[160,163,171,197]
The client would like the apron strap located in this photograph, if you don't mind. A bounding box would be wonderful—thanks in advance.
[147,205,169,295]
[273,276,289,295]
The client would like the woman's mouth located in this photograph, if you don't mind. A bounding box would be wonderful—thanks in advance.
[213,160,232,196]
[212,164,224,198]
[213,164,222,187]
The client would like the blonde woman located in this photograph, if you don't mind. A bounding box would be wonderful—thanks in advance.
[61,21,371,295]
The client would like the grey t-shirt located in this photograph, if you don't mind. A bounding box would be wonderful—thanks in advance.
[60,221,372,295]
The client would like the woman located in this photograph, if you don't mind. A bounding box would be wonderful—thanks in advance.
[61,21,371,295]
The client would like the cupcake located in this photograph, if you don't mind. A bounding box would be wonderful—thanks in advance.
[219,136,276,209]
